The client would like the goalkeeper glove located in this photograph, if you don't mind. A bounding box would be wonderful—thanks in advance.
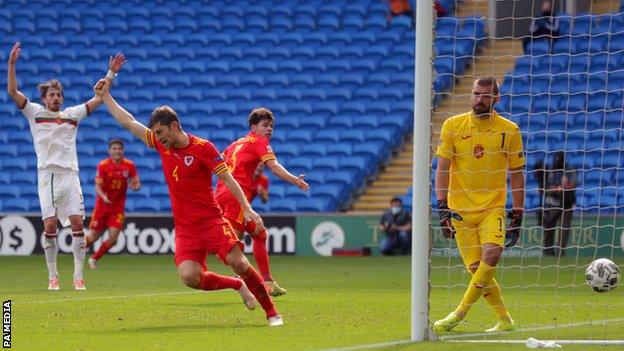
[505,209,523,248]
[438,200,455,239]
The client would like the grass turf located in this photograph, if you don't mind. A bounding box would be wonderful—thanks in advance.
[1,255,622,350]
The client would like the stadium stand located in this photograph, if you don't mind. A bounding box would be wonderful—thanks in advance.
[0,0,484,213]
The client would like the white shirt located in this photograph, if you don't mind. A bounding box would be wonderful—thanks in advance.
[20,101,87,172]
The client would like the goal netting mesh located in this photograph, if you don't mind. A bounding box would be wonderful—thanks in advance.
[427,0,624,344]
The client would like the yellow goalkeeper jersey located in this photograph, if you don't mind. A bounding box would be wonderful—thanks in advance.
[436,110,525,212]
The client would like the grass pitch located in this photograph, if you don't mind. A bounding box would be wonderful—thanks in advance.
[1,255,623,350]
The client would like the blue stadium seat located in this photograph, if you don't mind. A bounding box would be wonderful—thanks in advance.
[300,144,327,157]
[297,198,334,212]
[141,172,164,186]
[10,172,37,185]
[129,199,161,212]
[0,185,20,198]
[0,157,28,172]
[312,158,339,173]
[268,198,297,212]
[3,199,30,212]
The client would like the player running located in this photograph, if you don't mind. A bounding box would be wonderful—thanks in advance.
[86,139,141,269]
[433,76,525,333]
[6,42,126,291]
[214,108,310,296]
[251,164,269,204]
[93,79,283,327]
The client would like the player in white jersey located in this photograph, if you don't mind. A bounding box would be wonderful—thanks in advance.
[6,42,126,291]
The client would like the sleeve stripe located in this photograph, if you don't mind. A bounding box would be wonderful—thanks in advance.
[213,163,229,175]
[146,130,155,148]
[261,153,276,162]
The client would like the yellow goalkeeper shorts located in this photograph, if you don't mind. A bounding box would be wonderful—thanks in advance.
[452,208,506,269]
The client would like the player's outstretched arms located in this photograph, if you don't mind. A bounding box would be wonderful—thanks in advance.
[85,54,127,113]
[265,159,310,191]
[217,170,264,230]
[7,42,27,109]
[93,79,150,145]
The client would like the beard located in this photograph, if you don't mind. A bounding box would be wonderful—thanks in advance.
[472,103,491,116]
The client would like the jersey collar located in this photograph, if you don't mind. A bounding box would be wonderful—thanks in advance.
[469,110,499,130]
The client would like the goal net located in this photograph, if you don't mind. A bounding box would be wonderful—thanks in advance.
[422,0,624,345]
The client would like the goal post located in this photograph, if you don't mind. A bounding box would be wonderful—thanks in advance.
[411,0,434,342]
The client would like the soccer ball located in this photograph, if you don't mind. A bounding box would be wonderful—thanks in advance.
[585,258,620,293]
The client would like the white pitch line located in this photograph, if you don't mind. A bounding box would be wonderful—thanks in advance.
[446,339,624,345]
[439,317,624,340]
[323,318,624,350]
[23,290,203,304]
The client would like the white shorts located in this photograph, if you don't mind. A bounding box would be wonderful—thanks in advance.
[37,169,85,227]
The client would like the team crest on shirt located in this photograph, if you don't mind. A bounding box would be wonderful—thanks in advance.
[473,144,484,158]
[184,156,194,166]
[122,170,129,177]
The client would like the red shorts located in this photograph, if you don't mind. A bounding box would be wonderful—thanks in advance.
[89,205,125,232]
[174,218,244,270]
[215,191,246,233]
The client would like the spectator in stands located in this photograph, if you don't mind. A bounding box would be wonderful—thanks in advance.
[378,197,412,255]
[386,0,414,25]
[523,0,560,53]
[541,152,576,257]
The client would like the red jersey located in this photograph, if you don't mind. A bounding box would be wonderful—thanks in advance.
[147,132,228,228]
[250,173,269,201]
[215,131,275,199]
[94,157,137,212]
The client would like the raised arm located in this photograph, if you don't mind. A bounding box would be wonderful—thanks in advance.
[7,42,27,109]
[93,79,150,145]
[85,54,127,114]
[265,159,310,191]
[217,170,264,230]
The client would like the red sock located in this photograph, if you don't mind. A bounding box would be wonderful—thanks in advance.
[198,271,242,291]
[246,221,273,281]
[91,241,112,260]
[241,267,277,318]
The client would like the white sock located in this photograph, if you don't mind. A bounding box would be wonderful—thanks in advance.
[43,234,59,280]
[72,232,86,280]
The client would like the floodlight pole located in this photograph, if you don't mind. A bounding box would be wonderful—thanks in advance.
[411,0,433,342]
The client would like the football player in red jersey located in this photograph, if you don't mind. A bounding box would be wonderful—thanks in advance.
[86,139,141,269]
[250,164,269,204]
[214,108,310,297]
[93,79,283,326]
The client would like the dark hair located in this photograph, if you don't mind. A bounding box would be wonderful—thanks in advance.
[148,105,179,129]
[108,139,124,148]
[475,76,499,95]
[390,197,403,204]
[248,107,274,127]
[37,79,64,99]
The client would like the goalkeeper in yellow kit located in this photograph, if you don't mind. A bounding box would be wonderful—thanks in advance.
[433,76,525,333]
